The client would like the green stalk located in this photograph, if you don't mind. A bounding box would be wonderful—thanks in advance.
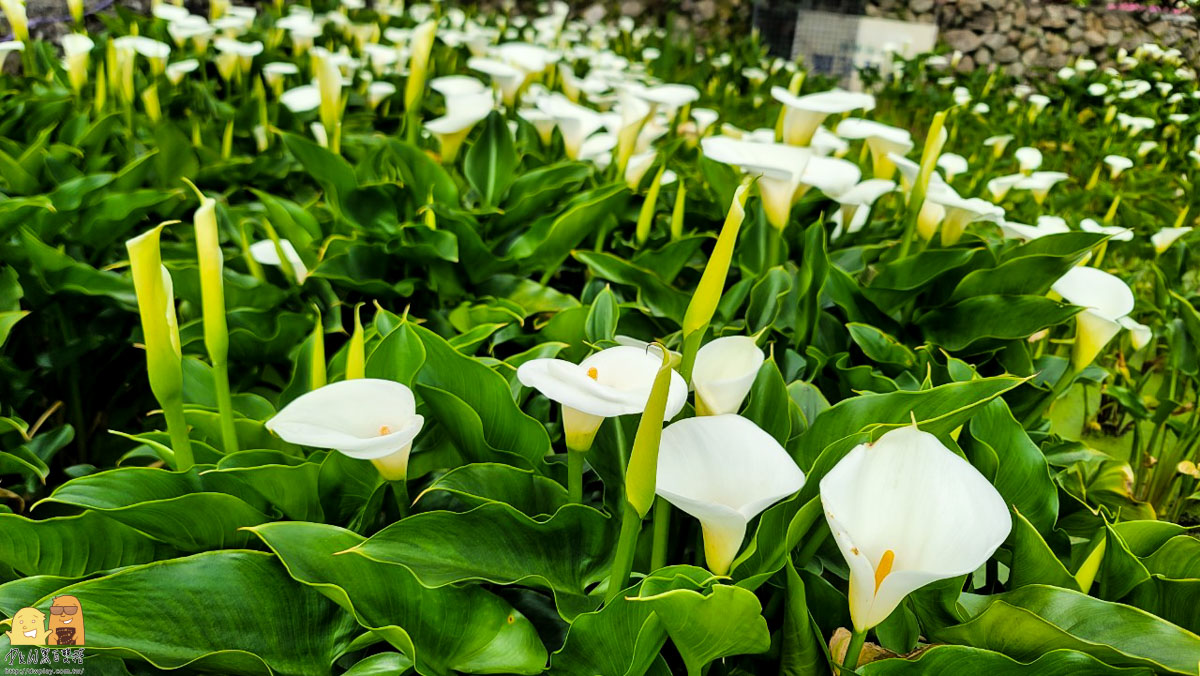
[1022,364,1077,428]
[841,629,866,674]
[650,498,671,570]
[567,448,586,504]
[390,479,410,519]
[212,360,239,454]
[162,400,194,471]
[606,505,642,602]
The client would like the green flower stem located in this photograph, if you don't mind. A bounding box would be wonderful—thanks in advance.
[678,328,705,385]
[606,504,642,602]
[162,401,194,471]
[841,629,866,675]
[212,360,239,453]
[390,479,410,520]
[567,448,586,504]
[650,497,671,570]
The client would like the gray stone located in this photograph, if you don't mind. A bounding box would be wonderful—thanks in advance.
[975,46,992,65]
[910,0,934,13]
[982,32,1008,49]
[1007,61,1026,78]
[1106,29,1124,46]
[1084,29,1107,47]
[942,29,983,53]
[995,44,1021,63]
[1066,24,1084,41]
[955,54,976,73]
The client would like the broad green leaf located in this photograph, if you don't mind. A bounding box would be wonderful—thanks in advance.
[250,522,547,676]
[8,551,357,675]
[464,111,519,207]
[634,583,770,674]
[349,502,613,619]
[1007,508,1076,590]
[964,398,1059,533]
[412,324,550,470]
[861,645,1152,675]
[943,585,1200,674]
[573,250,691,323]
[918,295,1079,352]
[416,463,569,519]
[0,512,174,576]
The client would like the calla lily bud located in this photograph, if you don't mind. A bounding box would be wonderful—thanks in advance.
[126,224,193,468]
[634,165,667,246]
[267,379,424,481]
[141,84,162,123]
[821,425,1010,631]
[192,191,239,453]
[624,347,673,519]
[193,196,228,364]
[314,50,343,154]
[657,414,805,574]
[692,337,764,416]
[680,181,751,377]
[66,0,82,24]
[346,304,366,380]
[404,20,437,113]
[0,0,28,44]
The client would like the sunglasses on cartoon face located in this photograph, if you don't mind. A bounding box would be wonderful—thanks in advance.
[49,606,78,615]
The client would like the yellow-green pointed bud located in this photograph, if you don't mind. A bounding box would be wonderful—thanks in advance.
[315,51,343,154]
[311,309,327,390]
[682,181,750,338]
[624,345,672,518]
[1075,536,1106,593]
[346,303,366,379]
[0,0,28,44]
[635,165,667,246]
[221,119,234,160]
[142,83,161,123]
[670,183,687,241]
[126,225,184,405]
[405,20,437,113]
[66,0,82,23]
[127,224,193,467]
[193,197,227,363]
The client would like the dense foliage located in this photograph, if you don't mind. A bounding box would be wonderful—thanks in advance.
[0,1,1198,674]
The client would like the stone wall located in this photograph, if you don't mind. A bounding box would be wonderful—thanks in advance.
[866,0,1200,76]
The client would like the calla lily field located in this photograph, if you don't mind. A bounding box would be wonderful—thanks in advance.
[1,0,1200,673]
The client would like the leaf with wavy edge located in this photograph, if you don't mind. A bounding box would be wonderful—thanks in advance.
[249,521,547,676]
[860,645,1152,675]
[0,551,357,675]
[0,511,174,577]
[942,585,1200,674]
[415,463,569,519]
[347,502,612,620]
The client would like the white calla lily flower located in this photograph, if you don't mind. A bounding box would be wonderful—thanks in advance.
[165,58,200,86]
[1080,218,1133,242]
[538,93,605,160]
[60,34,94,92]
[986,173,1024,201]
[692,337,764,416]
[1103,155,1133,179]
[982,134,1013,159]
[657,414,805,575]
[691,108,719,135]
[1052,266,1136,369]
[701,136,812,230]
[518,346,688,451]
[834,118,913,179]
[1118,317,1152,350]
[268,379,424,480]
[468,57,526,105]
[1015,146,1042,174]
[1014,171,1070,204]
[936,153,968,181]
[280,84,321,113]
[1151,227,1192,254]
[425,91,494,162]
[999,216,1070,241]
[925,183,1004,244]
[772,87,874,147]
[250,239,308,283]
[821,425,1010,631]
[831,179,895,237]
